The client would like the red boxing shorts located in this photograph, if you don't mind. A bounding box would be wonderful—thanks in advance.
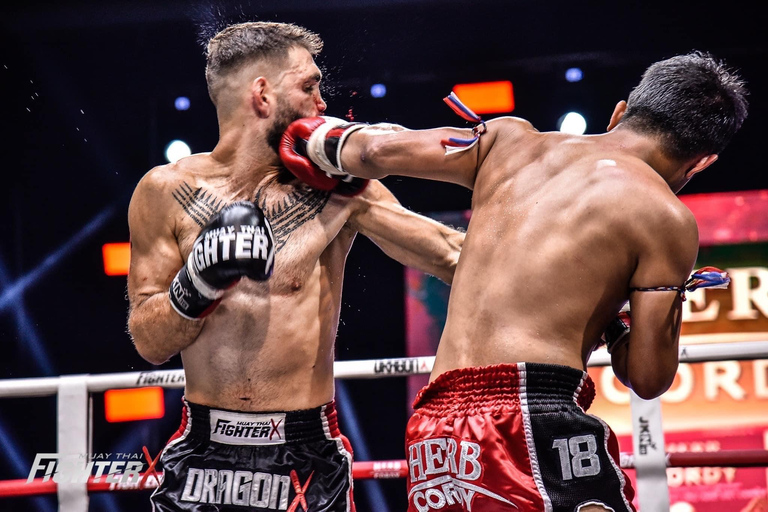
[406,362,636,512]
[151,399,355,511]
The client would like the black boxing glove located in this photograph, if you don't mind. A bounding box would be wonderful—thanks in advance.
[169,201,275,320]
[280,116,369,196]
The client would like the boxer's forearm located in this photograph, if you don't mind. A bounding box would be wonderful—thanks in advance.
[372,216,463,285]
[612,331,679,400]
[128,293,204,365]
[610,338,631,389]
[348,180,464,285]
[341,125,477,188]
[340,125,406,179]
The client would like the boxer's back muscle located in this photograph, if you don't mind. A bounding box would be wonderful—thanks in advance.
[434,130,676,375]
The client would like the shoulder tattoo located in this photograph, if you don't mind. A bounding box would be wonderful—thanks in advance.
[254,187,331,251]
[171,181,224,227]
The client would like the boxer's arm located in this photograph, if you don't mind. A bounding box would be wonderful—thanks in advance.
[612,203,699,399]
[339,117,517,189]
[127,171,204,365]
[346,180,464,284]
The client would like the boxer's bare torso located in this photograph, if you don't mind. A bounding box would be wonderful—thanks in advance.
[432,119,697,377]
[343,115,699,397]
[128,44,463,412]
[128,153,461,411]
[129,155,355,410]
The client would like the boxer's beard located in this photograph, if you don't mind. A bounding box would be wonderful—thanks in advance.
[266,98,303,155]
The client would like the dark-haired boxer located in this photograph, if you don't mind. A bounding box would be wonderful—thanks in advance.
[127,21,464,511]
[281,51,748,511]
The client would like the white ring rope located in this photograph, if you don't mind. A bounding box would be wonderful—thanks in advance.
[0,341,765,398]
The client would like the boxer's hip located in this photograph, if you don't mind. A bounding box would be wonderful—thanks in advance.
[151,399,356,511]
[406,362,634,512]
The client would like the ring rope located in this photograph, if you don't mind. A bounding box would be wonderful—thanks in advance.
[0,341,765,504]
[0,341,765,398]
[1,450,767,499]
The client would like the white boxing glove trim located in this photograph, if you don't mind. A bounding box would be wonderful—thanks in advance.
[169,294,202,321]
[306,116,349,177]
[186,251,225,301]
[334,123,366,175]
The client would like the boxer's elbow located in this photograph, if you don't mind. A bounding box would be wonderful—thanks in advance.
[628,366,677,400]
[629,381,666,401]
[128,315,174,365]
[131,331,173,366]
[624,329,680,399]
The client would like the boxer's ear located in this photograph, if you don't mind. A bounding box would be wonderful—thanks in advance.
[685,154,718,178]
[607,101,627,131]
[251,77,271,118]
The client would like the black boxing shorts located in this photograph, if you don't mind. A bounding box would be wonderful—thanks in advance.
[151,399,355,512]
[405,363,636,512]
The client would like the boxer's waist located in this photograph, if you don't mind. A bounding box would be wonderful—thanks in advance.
[180,399,341,445]
[413,362,595,415]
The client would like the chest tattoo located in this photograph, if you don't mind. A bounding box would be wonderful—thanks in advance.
[254,187,331,251]
[172,181,223,227]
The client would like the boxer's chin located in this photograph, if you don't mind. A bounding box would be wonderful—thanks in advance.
[267,100,303,155]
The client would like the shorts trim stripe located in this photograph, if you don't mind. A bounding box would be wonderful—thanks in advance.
[594,413,633,511]
[150,399,192,511]
[321,403,354,512]
[518,362,553,512]
[573,373,586,412]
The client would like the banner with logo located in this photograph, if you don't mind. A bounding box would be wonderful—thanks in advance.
[405,190,768,511]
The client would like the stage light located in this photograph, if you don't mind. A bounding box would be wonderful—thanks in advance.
[105,387,165,422]
[370,83,387,98]
[452,81,515,114]
[174,96,190,111]
[558,112,587,135]
[165,139,191,163]
[565,68,583,83]
[102,242,130,276]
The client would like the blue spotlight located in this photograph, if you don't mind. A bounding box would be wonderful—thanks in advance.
[174,96,191,111]
[0,258,54,375]
[0,416,56,512]
[0,205,116,312]
[370,83,387,98]
[565,67,583,83]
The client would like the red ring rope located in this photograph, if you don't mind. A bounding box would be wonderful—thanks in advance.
[0,450,766,498]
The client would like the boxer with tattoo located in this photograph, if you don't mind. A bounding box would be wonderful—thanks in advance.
[126,21,463,511]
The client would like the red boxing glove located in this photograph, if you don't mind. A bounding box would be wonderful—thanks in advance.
[279,116,369,196]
